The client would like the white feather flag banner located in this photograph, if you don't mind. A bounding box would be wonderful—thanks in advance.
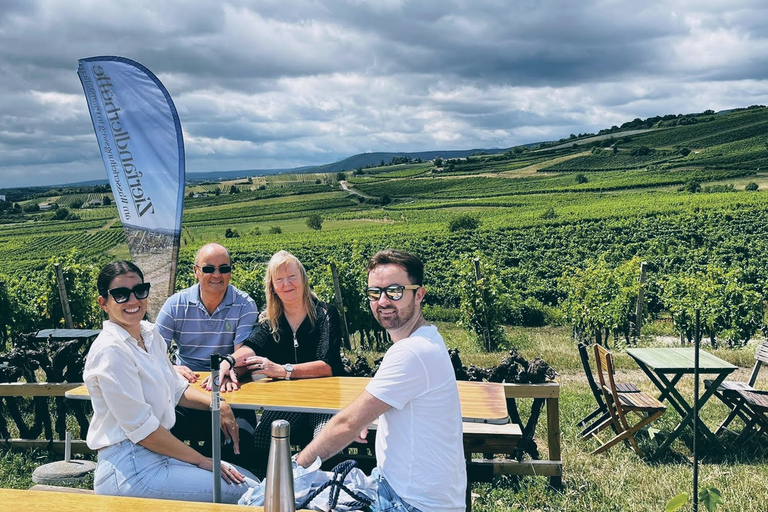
[77,56,184,317]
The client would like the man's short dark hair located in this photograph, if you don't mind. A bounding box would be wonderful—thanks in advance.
[366,249,423,285]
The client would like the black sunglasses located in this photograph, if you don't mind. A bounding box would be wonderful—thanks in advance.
[196,264,232,274]
[366,284,420,301]
[106,282,151,303]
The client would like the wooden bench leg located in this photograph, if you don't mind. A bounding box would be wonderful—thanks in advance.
[465,450,474,512]
[547,396,562,488]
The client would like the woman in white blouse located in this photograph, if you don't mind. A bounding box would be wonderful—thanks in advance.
[84,260,257,502]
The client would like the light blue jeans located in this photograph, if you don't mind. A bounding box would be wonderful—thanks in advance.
[372,468,422,512]
[94,439,258,503]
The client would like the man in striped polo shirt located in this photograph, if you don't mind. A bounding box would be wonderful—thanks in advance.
[156,242,258,464]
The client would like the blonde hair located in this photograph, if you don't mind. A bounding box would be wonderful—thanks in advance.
[263,250,317,340]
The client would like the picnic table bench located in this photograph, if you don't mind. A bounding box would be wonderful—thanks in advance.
[467,382,562,486]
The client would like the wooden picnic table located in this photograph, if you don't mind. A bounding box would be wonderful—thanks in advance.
[67,374,511,425]
[68,373,520,511]
[4,488,266,511]
[626,347,737,453]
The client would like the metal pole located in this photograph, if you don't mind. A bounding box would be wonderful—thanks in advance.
[210,353,223,503]
[693,309,700,512]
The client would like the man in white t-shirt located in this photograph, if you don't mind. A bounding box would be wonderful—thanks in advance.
[296,249,467,512]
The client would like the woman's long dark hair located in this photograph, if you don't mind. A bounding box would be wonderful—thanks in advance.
[97,261,144,298]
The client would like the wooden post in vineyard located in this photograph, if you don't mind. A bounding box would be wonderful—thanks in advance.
[330,262,352,351]
[634,261,647,339]
[0,280,7,345]
[474,258,493,351]
[54,263,74,329]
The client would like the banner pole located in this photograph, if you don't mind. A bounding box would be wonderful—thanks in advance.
[693,309,700,512]
[210,353,222,503]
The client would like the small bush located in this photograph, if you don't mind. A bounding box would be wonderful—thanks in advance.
[306,214,323,230]
[745,182,759,191]
[684,180,702,193]
[269,226,282,234]
[448,214,480,232]
[52,207,70,220]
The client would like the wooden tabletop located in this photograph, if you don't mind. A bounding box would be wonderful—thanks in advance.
[3,489,261,511]
[67,374,510,424]
[626,347,738,373]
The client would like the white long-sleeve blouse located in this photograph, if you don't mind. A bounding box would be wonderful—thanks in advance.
[84,320,189,450]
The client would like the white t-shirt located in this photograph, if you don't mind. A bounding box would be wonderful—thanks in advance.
[365,325,467,512]
[84,320,189,450]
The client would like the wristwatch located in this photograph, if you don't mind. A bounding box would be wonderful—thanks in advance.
[284,363,294,380]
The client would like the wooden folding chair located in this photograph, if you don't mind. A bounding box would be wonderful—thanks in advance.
[577,341,640,439]
[732,389,768,443]
[591,345,666,457]
[705,339,768,437]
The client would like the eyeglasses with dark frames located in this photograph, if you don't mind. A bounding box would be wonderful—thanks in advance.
[195,264,232,274]
[366,284,421,301]
[105,282,151,304]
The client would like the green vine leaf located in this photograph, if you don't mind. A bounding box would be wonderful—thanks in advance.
[699,487,724,512]
[665,492,688,512]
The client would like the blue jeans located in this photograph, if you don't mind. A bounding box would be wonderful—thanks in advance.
[94,439,258,503]
[372,468,422,512]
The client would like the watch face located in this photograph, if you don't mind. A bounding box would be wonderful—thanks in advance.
[285,364,294,372]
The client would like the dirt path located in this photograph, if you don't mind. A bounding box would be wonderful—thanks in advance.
[339,180,373,199]
[491,152,590,178]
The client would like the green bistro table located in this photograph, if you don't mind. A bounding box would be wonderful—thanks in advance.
[626,347,737,453]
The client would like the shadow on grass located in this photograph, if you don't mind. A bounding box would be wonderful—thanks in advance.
[646,426,768,466]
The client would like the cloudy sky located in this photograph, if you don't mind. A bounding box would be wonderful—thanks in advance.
[2,0,768,188]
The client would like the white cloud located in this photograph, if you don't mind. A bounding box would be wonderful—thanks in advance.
[2,0,768,187]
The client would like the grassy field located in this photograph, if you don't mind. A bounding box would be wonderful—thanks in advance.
[3,325,768,511]
[440,325,768,512]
